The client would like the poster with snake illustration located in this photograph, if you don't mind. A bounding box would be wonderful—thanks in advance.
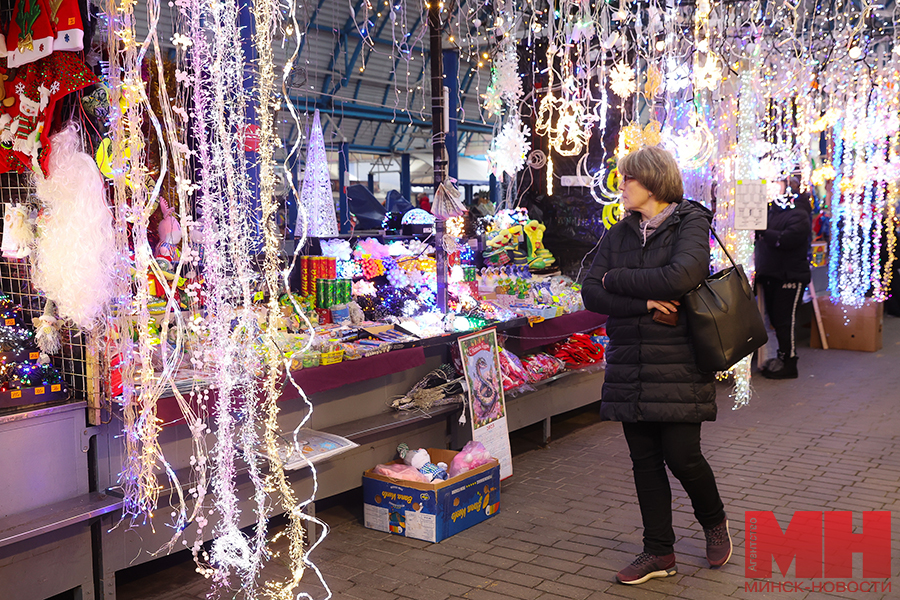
[458,328,512,479]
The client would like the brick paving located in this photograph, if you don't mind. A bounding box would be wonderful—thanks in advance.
[117,316,900,600]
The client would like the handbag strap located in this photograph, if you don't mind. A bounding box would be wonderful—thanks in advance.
[709,225,738,270]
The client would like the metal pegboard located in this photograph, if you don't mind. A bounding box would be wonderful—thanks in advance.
[0,172,102,418]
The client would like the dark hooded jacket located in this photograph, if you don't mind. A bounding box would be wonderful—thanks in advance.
[581,200,716,423]
[755,194,812,283]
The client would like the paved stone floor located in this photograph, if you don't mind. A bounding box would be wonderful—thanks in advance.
[118,316,900,600]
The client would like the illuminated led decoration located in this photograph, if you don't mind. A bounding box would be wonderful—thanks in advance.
[489,46,523,106]
[402,209,436,225]
[693,53,723,91]
[662,113,714,171]
[106,0,171,537]
[826,70,900,306]
[488,116,531,178]
[536,92,592,159]
[590,161,620,205]
[665,59,692,92]
[609,63,636,98]
[482,87,503,118]
[644,64,663,97]
[619,121,662,155]
[810,107,841,133]
[296,110,339,238]
[810,164,836,187]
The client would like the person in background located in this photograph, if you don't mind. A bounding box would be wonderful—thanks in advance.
[755,176,812,379]
[417,194,432,213]
[581,146,731,586]
[475,194,495,216]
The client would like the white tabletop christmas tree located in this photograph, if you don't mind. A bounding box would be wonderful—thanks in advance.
[295,109,339,238]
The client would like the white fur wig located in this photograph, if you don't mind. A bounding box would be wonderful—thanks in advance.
[33,125,116,330]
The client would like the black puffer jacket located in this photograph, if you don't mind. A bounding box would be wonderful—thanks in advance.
[755,194,812,283]
[582,201,716,423]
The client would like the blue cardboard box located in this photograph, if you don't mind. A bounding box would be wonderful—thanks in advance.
[362,448,501,542]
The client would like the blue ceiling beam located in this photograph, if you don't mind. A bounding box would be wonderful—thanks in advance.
[290,96,493,134]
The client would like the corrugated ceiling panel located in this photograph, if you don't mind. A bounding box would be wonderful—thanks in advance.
[127,0,481,154]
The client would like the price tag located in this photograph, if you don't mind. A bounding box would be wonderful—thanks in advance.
[30,352,40,360]
[11,391,21,399]
[527,316,545,326]
[35,387,45,395]
[51,384,62,392]
[5,318,14,326]
[253,291,265,302]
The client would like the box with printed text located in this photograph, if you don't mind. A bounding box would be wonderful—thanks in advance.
[362,448,500,542]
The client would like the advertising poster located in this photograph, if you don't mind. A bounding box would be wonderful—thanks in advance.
[457,328,513,479]
[735,179,768,230]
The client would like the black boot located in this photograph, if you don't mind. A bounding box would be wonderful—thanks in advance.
[761,352,798,379]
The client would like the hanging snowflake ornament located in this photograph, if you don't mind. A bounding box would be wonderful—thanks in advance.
[492,47,523,104]
[482,85,503,117]
[487,117,531,179]
[609,63,636,99]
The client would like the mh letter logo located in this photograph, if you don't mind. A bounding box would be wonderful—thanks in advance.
[745,511,892,578]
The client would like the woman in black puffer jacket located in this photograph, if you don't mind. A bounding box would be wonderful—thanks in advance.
[581,147,729,586]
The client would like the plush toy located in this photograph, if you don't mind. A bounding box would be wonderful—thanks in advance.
[33,301,62,354]
[523,220,556,269]
[149,198,184,299]
[484,225,527,266]
[486,228,513,250]
[155,198,182,263]
[397,443,448,482]
[1,203,36,259]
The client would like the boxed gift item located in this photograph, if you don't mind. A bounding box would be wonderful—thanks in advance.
[362,448,500,542]
[810,296,883,352]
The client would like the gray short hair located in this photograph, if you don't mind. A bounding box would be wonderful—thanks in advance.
[617,146,684,204]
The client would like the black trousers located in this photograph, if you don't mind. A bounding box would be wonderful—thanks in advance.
[622,422,726,556]
[758,276,805,359]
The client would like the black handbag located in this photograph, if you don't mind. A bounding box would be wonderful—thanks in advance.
[683,228,768,373]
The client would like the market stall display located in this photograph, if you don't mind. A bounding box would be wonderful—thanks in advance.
[0,0,895,594]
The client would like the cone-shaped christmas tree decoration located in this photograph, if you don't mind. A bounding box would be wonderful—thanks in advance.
[295,110,339,238]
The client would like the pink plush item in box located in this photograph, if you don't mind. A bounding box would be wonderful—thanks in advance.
[372,462,430,483]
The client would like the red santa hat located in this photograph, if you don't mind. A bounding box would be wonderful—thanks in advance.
[6,0,56,68]
[51,0,84,52]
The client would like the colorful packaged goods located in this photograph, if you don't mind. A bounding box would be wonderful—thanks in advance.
[520,353,565,383]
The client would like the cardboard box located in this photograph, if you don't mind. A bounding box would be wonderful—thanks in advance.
[363,449,500,542]
[811,297,883,352]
